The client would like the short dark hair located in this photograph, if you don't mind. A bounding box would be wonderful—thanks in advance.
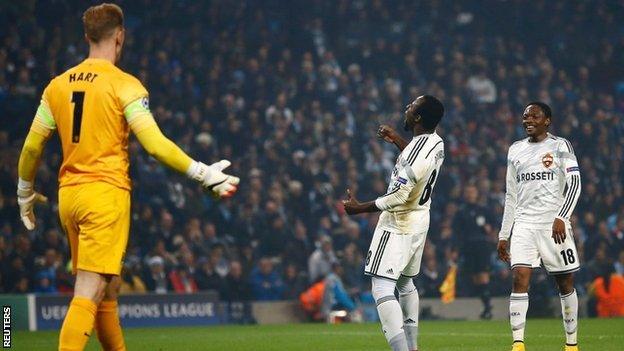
[83,3,124,43]
[416,95,444,130]
[525,101,552,118]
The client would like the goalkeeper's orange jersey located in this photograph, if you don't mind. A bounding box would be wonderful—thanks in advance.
[38,58,148,190]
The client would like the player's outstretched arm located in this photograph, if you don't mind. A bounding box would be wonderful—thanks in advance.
[342,164,415,215]
[342,189,380,215]
[377,124,409,151]
[345,157,419,215]
[123,98,238,198]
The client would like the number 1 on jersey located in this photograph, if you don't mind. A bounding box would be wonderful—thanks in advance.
[71,91,85,143]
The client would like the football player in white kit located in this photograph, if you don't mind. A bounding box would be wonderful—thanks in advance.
[343,95,445,351]
[498,102,582,351]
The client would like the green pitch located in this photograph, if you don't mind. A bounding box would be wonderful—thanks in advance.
[14,318,624,350]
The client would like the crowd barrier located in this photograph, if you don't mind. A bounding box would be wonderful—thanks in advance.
[2,292,228,331]
[0,293,587,331]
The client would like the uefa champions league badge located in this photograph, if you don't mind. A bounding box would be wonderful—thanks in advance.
[141,96,149,110]
[566,166,580,173]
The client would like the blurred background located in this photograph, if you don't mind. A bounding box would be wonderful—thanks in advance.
[0,0,623,324]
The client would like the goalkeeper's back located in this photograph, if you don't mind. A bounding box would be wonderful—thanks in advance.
[37,59,148,190]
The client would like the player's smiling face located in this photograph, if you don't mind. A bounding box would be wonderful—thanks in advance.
[522,104,550,138]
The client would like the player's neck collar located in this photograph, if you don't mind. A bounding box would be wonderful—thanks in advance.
[85,57,114,65]
[413,131,435,138]
[527,132,550,144]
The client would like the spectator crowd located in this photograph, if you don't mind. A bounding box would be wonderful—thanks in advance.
[0,0,623,311]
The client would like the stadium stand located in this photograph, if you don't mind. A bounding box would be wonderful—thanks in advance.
[0,1,623,314]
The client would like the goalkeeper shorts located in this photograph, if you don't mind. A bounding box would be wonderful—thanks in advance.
[59,181,130,275]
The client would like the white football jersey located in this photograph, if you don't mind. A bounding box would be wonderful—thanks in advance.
[499,133,581,240]
[375,132,445,233]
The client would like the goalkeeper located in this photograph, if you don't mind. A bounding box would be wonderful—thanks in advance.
[16,3,239,350]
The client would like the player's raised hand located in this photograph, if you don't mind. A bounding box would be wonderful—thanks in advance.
[17,189,48,230]
[377,124,397,143]
[552,217,566,244]
[342,189,360,215]
[377,124,410,151]
[497,240,510,263]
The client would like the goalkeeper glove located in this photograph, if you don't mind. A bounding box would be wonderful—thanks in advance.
[187,159,240,198]
[17,179,48,230]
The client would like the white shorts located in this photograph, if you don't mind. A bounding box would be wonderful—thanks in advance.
[364,226,427,281]
[510,223,580,275]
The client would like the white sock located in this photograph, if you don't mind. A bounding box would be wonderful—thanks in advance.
[560,289,578,345]
[510,292,529,343]
[372,277,408,351]
[377,300,409,351]
[397,276,419,351]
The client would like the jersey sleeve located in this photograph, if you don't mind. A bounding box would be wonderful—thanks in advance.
[499,149,518,240]
[118,74,148,108]
[555,139,581,221]
[118,74,156,133]
[20,80,56,181]
[374,159,418,211]
[30,83,57,137]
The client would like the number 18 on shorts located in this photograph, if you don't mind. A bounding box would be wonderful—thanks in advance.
[510,223,580,275]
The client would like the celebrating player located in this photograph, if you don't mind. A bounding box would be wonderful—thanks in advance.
[16,3,239,350]
[343,95,445,351]
[498,102,582,351]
